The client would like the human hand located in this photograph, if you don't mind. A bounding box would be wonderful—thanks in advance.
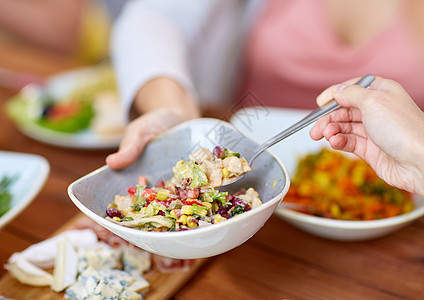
[106,107,189,169]
[310,76,424,197]
[106,77,200,169]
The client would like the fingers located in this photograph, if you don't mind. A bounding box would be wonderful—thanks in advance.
[316,76,392,109]
[324,122,367,140]
[319,84,372,110]
[323,107,363,123]
[311,117,367,141]
[316,76,407,112]
[106,118,157,169]
[327,133,367,159]
[310,107,363,140]
[318,129,369,163]
[106,131,153,169]
[310,115,329,140]
[106,108,187,169]
[106,144,142,169]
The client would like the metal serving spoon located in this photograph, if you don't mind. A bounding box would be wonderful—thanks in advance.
[221,74,376,187]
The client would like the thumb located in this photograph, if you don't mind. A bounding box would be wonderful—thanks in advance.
[316,77,360,107]
[333,84,373,109]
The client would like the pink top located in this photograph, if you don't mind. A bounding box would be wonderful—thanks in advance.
[242,0,424,109]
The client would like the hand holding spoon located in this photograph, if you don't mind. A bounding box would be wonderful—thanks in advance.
[220,74,376,187]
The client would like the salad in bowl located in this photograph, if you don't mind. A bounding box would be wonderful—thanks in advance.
[106,146,260,232]
[68,118,289,258]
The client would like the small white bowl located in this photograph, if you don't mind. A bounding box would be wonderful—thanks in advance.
[275,195,424,241]
[68,118,290,258]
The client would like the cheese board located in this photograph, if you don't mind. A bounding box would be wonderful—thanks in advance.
[0,213,208,299]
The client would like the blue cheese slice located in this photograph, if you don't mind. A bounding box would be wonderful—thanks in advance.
[51,237,78,292]
[121,244,151,273]
[65,267,144,300]
[65,267,100,299]
[127,274,150,293]
[76,241,120,272]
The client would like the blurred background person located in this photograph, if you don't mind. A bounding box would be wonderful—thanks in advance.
[107,0,424,169]
[0,0,127,63]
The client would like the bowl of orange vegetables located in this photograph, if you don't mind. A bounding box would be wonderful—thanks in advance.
[275,148,424,241]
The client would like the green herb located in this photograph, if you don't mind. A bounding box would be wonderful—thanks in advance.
[169,220,176,231]
[224,149,240,158]
[229,205,245,217]
[131,203,143,212]
[0,176,17,217]
[121,217,134,221]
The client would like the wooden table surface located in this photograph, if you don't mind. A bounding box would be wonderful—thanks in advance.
[0,41,424,300]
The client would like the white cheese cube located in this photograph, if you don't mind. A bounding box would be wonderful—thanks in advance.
[51,237,78,292]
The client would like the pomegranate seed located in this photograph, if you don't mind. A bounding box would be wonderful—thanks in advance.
[127,187,136,195]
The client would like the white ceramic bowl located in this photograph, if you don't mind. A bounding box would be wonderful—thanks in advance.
[231,107,424,241]
[275,196,424,241]
[0,151,49,228]
[68,118,290,258]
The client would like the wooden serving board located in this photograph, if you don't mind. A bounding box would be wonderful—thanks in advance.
[0,213,208,300]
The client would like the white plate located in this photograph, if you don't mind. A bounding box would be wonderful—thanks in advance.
[7,66,123,149]
[0,151,50,228]
[230,107,424,241]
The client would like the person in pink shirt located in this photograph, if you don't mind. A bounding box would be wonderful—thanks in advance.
[242,0,424,109]
[107,0,424,170]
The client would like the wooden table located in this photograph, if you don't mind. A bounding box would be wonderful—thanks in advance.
[0,41,424,300]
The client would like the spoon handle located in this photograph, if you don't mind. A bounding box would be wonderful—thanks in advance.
[249,74,376,165]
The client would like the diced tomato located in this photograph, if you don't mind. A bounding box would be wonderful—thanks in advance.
[138,176,147,186]
[46,100,81,121]
[127,187,136,195]
[155,180,166,188]
[187,189,200,199]
[179,189,200,200]
[142,188,157,201]
[184,199,203,206]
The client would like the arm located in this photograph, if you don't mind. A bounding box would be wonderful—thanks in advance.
[106,77,200,169]
[107,0,216,168]
[0,0,83,53]
[310,77,424,197]
[110,0,218,118]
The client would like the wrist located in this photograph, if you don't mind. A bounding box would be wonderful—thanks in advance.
[133,77,200,118]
